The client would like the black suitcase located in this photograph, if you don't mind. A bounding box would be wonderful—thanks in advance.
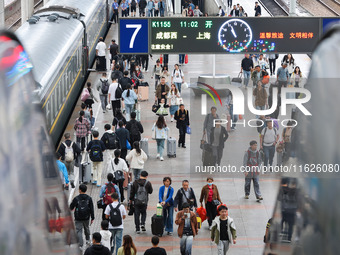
[151,214,164,237]
[231,72,242,84]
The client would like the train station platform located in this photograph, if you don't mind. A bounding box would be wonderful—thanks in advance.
[61,2,312,254]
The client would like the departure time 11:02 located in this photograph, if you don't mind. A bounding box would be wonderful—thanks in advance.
[180,21,199,28]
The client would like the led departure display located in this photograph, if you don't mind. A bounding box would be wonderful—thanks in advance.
[149,17,321,54]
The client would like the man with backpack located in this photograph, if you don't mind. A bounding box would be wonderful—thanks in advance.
[218,6,225,16]
[105,192,127,255]
[260,120,279,169]
[108,78,123,117]
[97,72,110,113]
[109,39,118,63]
[120,71,133,91]
[174,180,197,212]
[115,120,130,161]
[126,112,144,145]
[129,170,153,234]
[243,140,263,201]
[100,173,121,220]
[101,124,119,171]
[70,184,95,250]
[111,64,123,83]
[86,130,106,187]
[57,133,81,187]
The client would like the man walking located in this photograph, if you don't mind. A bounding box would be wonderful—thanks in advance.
[254,1,262,16]
[101,124,119,172]
[97,72,110,113]
[211,205,237,255]
[115,121,130,160]
[244,141,263,201]
[105,192,127,255]
[203,106,219,144]
[84,232,111,255]
[86,130,106,187]
[70,184,95,250]
[174,104,190,148]
[175,202,198,255]
[144,236,167,255]
[130,170,153,234]
[241,54,254,87]
[174,180,197,212]
[277,63,289,94]
[126,111,144,145]
[57,133,80,188]
[260,120,279,169]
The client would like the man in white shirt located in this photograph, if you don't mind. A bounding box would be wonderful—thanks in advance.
[260,120,279,169]
[96,37,107,71]
[108,78,122,117]
[105,192,127,255]
[171,64,184,93]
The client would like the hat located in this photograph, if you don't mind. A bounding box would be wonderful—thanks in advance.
[141,171,148,177]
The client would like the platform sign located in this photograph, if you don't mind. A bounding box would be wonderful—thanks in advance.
[323,18,340,34]
[149,17,321,54]
[119,19,148,54]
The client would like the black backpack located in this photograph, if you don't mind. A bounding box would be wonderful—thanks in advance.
[120,77,132,91]
[115,84,123,99]
[100,79,109,94]
[105,133,118,149]
[109,203,122,227]
[131,0,137,7]
[89,141,103,162]
[135,180,149,206]
[76,196,91,220]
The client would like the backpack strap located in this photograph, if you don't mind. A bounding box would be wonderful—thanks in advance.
[247,150,251,165]
[115,203,121,210]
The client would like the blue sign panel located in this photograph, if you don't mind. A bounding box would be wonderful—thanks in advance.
[119,19,148,53]
[323,18,340,34]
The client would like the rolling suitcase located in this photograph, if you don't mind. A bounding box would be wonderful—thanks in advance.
[81,154,92,184]
[231,72,242,86]
[167,137,176,158]
[151,214,164,237]
[127,182,133,200]
[140,138,149,156]
[138,84,149,101]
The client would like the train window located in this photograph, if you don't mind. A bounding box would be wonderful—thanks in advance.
[53,91,57,118]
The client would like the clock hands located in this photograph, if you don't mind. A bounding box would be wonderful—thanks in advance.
[231,26,237,38]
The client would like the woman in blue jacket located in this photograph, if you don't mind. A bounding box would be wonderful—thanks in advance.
[159,176,174,235]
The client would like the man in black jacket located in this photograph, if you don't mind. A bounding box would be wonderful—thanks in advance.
[70,184,95,249]
[174,180,197,212]
[210,121,229,166]
[58,133,81,188]
[129,171,153,233]
[139,0,147,16]
[84,232,111,255]
[120,71,133,91]
[115,121,130,160]
[254,1,261,16]
[174,104,190,148]
[126,112,144,145]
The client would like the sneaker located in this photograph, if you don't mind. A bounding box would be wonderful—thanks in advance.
[71,181,75,189]
[167,232,173,236]
[136,230,141,234]
[257,196,263,200]
[65,185,69,190]
[85,240,91,247]
[145,69,148,72]
[171,117,174,122]
[209,225,212,231]
[141,225,146,231]
[231,127,236,130]
[178,142,181,148]
[245,195,249,199]
[103,110,106,113]
[156,153,160,159]
[182,144,186,148]
[160,157,164,161]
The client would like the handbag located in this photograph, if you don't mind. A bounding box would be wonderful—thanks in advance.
[176,97,184,105]
[97,199,104,209]
[126,140,131,150]
[186,126,191,134]
[114,170,125,182]
[212,199,221,206]
[152,101,160,113]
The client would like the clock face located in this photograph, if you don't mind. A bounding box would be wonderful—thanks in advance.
[218,19,253,52]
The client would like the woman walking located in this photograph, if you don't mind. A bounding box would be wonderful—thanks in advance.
[159,177,175,236]
[74,110,91,151]
[168,84,180,122]
[126,141,148,181]
[122,84,138,121]
[152,116,169,161]
[109,149,129,202]
[117,235,137,255]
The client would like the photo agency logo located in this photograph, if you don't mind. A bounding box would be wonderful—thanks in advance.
[199,82,312,128]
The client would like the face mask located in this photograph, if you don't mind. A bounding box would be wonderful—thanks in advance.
[208,183,213,186]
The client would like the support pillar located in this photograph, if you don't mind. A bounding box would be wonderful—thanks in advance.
[21,0,34,25]
[0,0,4,28]
[289,0,296,16]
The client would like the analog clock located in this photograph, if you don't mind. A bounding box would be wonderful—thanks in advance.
[218,19,253,53]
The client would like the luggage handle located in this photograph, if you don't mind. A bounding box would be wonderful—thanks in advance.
[238,72,242,78]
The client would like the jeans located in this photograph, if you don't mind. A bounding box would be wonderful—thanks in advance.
[109,228,123,255]
[217,240,230,255]
[154,9,159,16]
[277,80,287,95]
[227,0,232,7]
[113,9,118,23]
[206,202,217,226]
[156,139,165,157]
[133,168,142,180]
[63,160,74,181]
[139,7,145,16]
[255,105,266,119]
[281,212,295,241]
[163,205,174,232]
[178,124,186,145]
[263,145,275,167]
[212,146,223,166]
[92,161,103,186]
[243,70,251,87]
[180,235,193,255]
[160,9,164,17]
[269,59,276,74]
[228,104,238,128]
[175,82,182,93]
[125,104,134,121]
[245,174,262,198]
[134,204,147,230]
[179,54,185,64]
[147,9,153,17]
[111,100,121,117]
[75,220,90,247]
[100,94,108,111]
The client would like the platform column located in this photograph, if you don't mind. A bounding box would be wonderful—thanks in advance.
[0,0,4,28]
[289,0,297,16]
[21,0,34,25]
